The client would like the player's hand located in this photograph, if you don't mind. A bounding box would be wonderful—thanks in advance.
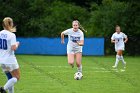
[124,40,127,43]
[16,41,20,47]
[114,40,119,43]
[77,41,83,46]
[76,41,80,45]
[61,40,65,44]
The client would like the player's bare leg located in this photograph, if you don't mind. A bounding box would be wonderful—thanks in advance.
[4,69,20,92]
[67,54,74,68]
[119,53,126,69]
[76,53,82,72]
[112,50,122,68]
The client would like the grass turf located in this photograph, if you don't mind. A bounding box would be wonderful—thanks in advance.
[0,55,140,93]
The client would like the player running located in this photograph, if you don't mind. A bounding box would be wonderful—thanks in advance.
[111,25,128,69]
[0,17,20,93]
[61,20,85,74]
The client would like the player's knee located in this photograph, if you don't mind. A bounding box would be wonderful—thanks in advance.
[68,61,74,65]
[16,75,20,80]
[13,74,20,80]
[117,50,122,55]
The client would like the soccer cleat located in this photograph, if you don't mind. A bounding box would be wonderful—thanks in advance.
[0,87,6,93]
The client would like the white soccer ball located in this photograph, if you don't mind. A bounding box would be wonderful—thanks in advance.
[74,72,83,80]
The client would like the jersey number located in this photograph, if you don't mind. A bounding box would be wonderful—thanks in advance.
[0,38,8,50]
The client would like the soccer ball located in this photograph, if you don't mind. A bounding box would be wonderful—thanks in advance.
[74,72,83,80]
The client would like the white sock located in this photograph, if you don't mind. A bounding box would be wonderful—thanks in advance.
[114,55,120,67]
[120,56,126,66]
[4,77,17,90]
[8,86,14,93]
[77,65,82,72]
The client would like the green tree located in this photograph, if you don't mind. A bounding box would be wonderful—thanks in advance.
[26,1,89,37]
[0,0,139,55]
[87,0,140,55]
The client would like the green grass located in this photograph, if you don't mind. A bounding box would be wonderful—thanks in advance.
[0,55,140,93]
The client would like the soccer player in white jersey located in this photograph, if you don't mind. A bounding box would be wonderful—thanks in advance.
[111,25,128,69]
[0,17,20,93]
[61,20,84,74]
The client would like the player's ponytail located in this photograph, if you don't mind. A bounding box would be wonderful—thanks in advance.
[79,22,87,33]
[73,20,87,33]
[2,17,16,32]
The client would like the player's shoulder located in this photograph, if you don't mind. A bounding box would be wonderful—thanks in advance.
[120,32,126,35]
[78,29,83,34]
[0,30,4,33]
[113,32,117,35]
[64,28,72,33]
[2,30,15,36]
[7,30,15,36]
[67,28,73,31]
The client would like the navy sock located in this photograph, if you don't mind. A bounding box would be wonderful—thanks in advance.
[5,72,12,80]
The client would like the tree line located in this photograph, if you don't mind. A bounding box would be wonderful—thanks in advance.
[0,0,139,55]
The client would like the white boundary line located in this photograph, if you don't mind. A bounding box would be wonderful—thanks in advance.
[21,65,106,69]
[20,66,125,73]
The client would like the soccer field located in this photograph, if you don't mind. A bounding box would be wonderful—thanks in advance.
[0,55,140,93]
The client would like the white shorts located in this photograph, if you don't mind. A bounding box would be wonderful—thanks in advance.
[115,46,124,52]
[67,46,82,54]
[1,63,19,72]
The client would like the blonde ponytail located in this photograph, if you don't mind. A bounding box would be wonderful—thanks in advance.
[2,17,16,32]
[79,23,87,33]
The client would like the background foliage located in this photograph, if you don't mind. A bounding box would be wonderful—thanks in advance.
[0,0,139,55]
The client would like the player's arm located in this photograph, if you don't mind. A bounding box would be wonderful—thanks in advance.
[123,33,128,43]
[11,42,20,51]
[61,30,69,44]
[61,31,65,44]
[77,40,84,46]
[111,39,115,43]
[111,34,115,43]
[124,37,128,43]
[77,32,84,46]
[11,34,19,51]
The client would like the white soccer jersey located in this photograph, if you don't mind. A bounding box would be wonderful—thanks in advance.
[0,30,17,64]
[63,28,84,53]
[111,32,127,51]
[63,28,84,46]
